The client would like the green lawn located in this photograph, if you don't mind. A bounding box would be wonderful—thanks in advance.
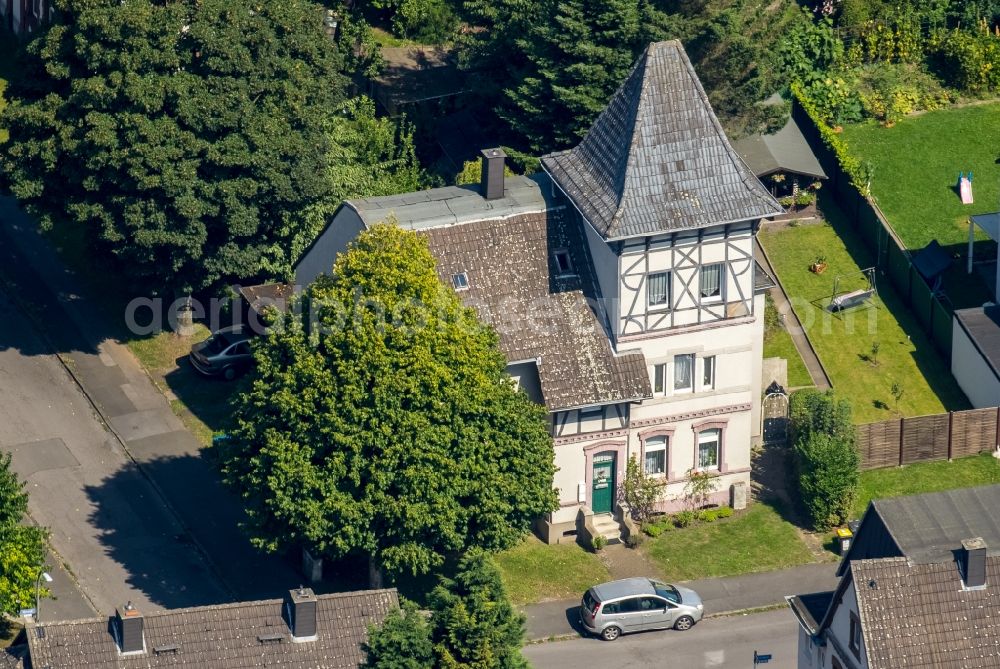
[641,502,818,582]
[763,296,813,388]
[853,453,1000,518]
[760,203,969,422]
[496,535,610,606]
[842,103,1000,251]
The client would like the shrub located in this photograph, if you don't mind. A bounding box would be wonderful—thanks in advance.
[716,506,734,519]
[391,0,458,43]
[672,510,696,528]
[620,456,665,522]
[591,534,607,551]
[697,509,718,523]
[931,29,1000,94]
[643,523,664,538]
[683,470,718,511]
[625,531,645,548]
[790,390,860,530]
[795,432,861,529]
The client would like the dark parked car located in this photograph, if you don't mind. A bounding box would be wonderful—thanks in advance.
[189,325,253,380]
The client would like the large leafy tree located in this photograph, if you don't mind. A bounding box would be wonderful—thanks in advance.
[481,0,670,152]
[222,224,557,577]
[0,453,49,618]
[0,0,346,293]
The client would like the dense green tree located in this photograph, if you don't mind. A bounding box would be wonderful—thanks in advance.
[222,224,557,578]
[0,453,49,617]
[790,390,859,529]
[499,0,670,151]
[0,0,346,293]
[364,601,436,669]
[429,551,527,669]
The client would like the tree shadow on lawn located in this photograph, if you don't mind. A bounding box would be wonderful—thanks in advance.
[818,193,970,413]
[162,355,246,443]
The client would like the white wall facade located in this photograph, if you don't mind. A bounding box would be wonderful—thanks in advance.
[541,220,766,540]
[951,317,1000,409]
[797,579,868,669]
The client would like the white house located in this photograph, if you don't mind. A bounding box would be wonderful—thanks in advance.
[294,40,783,543]
[788,485,1000,669]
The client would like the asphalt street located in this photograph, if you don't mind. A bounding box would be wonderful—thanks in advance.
[523,608,798,669]
[0,286,229,614]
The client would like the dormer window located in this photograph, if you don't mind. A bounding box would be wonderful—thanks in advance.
[452,272,469,291]
[553,249,574,276]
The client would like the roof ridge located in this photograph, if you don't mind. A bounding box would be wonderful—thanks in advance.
[669,42,780,216]
[609,43,654,233]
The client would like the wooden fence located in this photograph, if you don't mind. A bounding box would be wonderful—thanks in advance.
[856,407,1000,470]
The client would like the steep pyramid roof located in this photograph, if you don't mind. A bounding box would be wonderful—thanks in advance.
[541,40,782,240]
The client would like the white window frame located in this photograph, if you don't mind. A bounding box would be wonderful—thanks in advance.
[647,271,671,309]
[644,436,667,477]
[699,263,725,303]
[451,272,469,291]
[702,355,716,390]
[673,354,694,393]
[697,428,721,471]
[652,363,667,395]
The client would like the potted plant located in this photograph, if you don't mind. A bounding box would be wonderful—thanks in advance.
[810,254,828,274]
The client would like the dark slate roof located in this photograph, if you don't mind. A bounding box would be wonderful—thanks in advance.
[541,40,782,240]
[732,95,827,180]
[420,208,651,411]
[955,305,1000,380]
[853,556,1000,669]
[0,646,25,669]
[25,589,397,669]
[786,591,834,635]
[866,484,1000,566]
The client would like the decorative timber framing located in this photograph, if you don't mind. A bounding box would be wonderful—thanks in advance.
[618,222,757,336]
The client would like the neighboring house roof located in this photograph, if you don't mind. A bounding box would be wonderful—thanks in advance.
[840,484,1000,574]
[237,282,295,315]
[421,208,651,411]
[731,97,827,180]
[344,174,555,231]
[0,646,25,669]
[852,556,1000,669]
[541,40,782,240]
[786,590,834,636]
[25,588,398,669]
[954,305,1000,380]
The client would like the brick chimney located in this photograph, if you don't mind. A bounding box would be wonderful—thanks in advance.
[115,602,145,654]
[287,587,318,642]
[480,148,507,201]
[962,537,987,589]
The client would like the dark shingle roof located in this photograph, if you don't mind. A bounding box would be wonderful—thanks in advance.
[541,40,782,240]
[420,209,651,411]
[731,94,827,180]
[0,647,25,669]
[870,484,1000,565]
[853,556,1000,669]
[25,589,397,669]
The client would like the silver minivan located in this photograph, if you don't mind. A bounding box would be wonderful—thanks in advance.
[580,577,704,641]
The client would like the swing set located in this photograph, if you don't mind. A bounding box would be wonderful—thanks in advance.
[829,267,878,312]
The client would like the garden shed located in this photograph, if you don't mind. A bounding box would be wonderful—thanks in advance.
[732,94,826,204]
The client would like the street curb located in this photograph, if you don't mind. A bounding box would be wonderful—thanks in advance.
[0,238,241,607]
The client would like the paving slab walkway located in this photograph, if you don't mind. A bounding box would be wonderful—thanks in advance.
[0,198,302,610]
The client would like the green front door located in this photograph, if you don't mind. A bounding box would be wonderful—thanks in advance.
[591,453,616,514]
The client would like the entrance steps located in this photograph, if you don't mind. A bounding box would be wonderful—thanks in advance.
[592,513,623,545]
